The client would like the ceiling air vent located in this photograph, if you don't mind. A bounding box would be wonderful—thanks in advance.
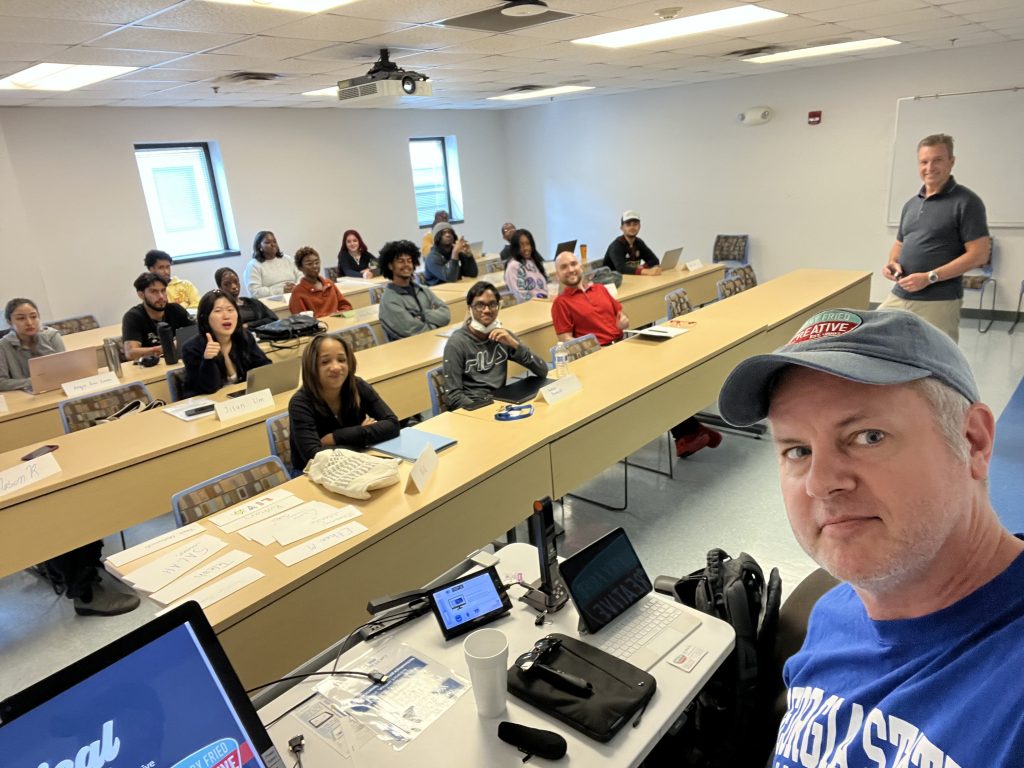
[215,71,283,85]
[440,5,573,33]
[725,45,782,58]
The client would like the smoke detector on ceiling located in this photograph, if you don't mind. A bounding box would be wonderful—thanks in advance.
[501,0,549,17]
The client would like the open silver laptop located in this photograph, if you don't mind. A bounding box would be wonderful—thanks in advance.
[661,247,685,270]
[28,348,99,394]
[559,527,701,670]
[468,240,485,259]
[226,356,300,398]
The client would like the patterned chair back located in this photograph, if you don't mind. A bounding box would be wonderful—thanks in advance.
[716,276,746,301]
[550,333,600,365]
[331,323,378,351]
[58,382,153,433]
[170,456,289,526]
[266,413,293,474]
[325,266,340,281]
[727,264,758,290]
[47,315,100,335]
[368,285,386,305]
[961,238,994,290]
[664,289,694,320]
[712,234,749,266]
[486,261,505,274]
[427,365,447,417]
[166,367,188,402]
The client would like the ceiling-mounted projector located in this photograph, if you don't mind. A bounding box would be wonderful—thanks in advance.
[337,49,432,107]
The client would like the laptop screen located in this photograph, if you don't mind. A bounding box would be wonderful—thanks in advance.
[559,527,654,634]
[0,602,280,768]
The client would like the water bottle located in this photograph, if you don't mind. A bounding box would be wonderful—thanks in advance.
[554,342,569,379]
[102,337,123,378]
[157,321,178,364]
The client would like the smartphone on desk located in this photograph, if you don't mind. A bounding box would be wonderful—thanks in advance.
[22,444,58,462]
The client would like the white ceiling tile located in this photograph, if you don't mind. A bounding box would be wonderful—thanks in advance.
[802,0,930,22]
[78,80,178,95]
[0,0,179,24]
[0,16,116,44]
[963,6,1024,22]
[359,23,493,50]
[52,47,181,66]
[123,66,218,81]
[942,0,1022,13]
[389,50,490,67]
[756,0,857,12]
[508,14,629,41]
[263,14,409,42]
[545,0,636,12]
[439,33,554,54]
[140,3,302,35]
[0,41,70,59]
[32,97,120,106]
[331,0,497,24]
[87,27,246,53]
[159,52,333,73]
[213,34,334,58]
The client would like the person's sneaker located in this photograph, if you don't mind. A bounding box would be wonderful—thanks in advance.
[699,424,724,448]
[74,571,140,617]
[676,431,711,458]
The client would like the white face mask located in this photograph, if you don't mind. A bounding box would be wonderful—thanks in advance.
[469,317,502,335]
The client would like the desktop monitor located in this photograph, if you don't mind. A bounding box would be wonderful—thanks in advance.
[0,601,282,768]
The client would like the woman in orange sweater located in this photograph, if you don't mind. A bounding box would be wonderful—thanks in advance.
[288,245,353,317]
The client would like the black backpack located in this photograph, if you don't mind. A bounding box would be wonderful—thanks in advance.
[650,549,782,768]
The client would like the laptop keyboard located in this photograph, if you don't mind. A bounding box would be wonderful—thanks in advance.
[594,597,681,661]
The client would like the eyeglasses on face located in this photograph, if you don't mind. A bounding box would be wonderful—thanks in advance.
[471,301,499,311]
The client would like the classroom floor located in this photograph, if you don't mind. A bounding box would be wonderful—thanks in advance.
[2,317,1022,703]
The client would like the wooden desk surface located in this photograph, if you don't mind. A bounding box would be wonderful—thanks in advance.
[0,269,860,581]
[115,412,554,687]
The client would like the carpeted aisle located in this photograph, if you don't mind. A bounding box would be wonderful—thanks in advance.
[991,376,1024,532]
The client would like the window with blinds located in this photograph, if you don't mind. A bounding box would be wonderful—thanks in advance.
[409,136,464,228]
[133,143,232,260]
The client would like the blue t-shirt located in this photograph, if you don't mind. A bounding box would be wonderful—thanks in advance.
[773,549,1024,767]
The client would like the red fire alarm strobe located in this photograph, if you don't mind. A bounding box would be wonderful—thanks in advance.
[808,111,822,125]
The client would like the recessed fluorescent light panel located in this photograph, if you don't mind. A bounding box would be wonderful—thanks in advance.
[303,86,337,96]
[206,0,358,11]
[488,85,594,101]
[744,37,901,63]
[0,63,137,91]
[573,5,785,49]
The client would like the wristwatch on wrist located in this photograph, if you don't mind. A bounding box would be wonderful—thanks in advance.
[927,270,939,284]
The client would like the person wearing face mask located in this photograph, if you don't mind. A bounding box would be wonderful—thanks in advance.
[181,290,271,397]
[441,281,548,410]
[424,222,479,286]
[214,267,277,328]
[287,333,400,475]
[0,297,65,391]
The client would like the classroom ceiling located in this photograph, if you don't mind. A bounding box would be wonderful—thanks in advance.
[0,0,1020,109]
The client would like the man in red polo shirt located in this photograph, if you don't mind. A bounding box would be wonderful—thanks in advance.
[551,250,721,457]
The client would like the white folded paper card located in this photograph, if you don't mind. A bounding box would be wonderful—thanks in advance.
[405,444,438,494]
[685,258,704,271]
[209,488,300,531]
[61,372,120,398]
[158,567,264,615]
[0,451,61,499]
[149,550,252,606]
[539,375,582,405]
[104,522,205,570]
[123,534,228,594]
[276,522,369,566]
[215,389,274,422]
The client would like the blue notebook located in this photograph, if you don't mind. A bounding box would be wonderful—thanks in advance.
[371,428,457,461]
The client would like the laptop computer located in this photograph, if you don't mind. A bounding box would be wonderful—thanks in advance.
[0,600,283,768]
[661,247,684,271]
[226,355,301,398]
[559,527,702,670]
[554,240,577,257]
[492,375,552,404]
[28,348,99,394]
[468,240,485,259]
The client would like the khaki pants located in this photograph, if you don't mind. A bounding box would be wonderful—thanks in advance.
[878,294,962,343]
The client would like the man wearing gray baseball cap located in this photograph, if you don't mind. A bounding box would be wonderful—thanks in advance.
[719,308,1024,766]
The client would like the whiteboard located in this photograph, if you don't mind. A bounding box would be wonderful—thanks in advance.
[887,89,1024,227]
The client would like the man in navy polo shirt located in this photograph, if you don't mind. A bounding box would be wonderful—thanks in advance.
[880,133,990,342]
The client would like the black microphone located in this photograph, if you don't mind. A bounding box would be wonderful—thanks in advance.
[497,722,567,761]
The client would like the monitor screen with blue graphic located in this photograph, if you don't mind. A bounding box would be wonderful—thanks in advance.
[0,601,281,768]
